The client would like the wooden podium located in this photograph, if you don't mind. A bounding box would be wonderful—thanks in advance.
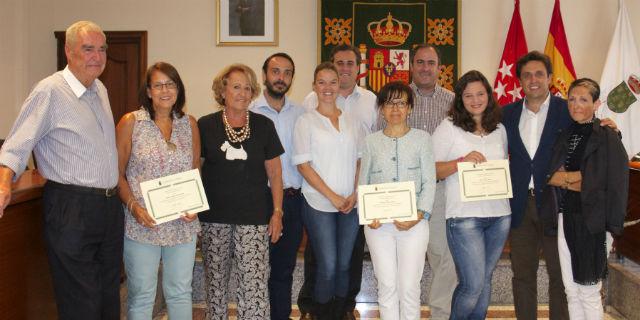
[0,170,56,319]
[617,164,640,264]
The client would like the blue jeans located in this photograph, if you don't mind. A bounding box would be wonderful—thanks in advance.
[301,199,359,304]
[123,235,197,320]
[446,215,511,320]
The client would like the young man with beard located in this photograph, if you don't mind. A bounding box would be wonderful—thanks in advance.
[250,52,305,320]
[298,44,377,320]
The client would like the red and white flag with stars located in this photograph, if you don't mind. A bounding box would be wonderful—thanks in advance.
[493,0,529,106]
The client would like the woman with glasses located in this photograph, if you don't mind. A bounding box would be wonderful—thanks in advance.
[432,70,510,319]
[116,62,201,319]
[358,81,436,320]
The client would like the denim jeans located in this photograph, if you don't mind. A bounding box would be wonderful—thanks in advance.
[123,235,197,320]
[301,199,359,304]
[446,215,511,320]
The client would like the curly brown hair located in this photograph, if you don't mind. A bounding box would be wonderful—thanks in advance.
[211,63,260,106]
[449,70,501,133]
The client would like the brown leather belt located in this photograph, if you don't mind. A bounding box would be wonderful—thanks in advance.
[284,187,301,197]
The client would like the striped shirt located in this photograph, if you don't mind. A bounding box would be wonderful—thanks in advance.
[0,66,118,188]
[376,83,454,135]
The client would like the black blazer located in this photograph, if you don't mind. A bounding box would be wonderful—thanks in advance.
[502,96,572,228]
[539,118,629,236]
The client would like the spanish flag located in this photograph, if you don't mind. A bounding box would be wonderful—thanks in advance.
[544,0,576,98]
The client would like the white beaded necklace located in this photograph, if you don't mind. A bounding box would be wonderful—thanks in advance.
[223,109,251,143]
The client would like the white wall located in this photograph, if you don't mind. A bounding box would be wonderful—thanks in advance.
[0,0,24,137]
[461,0,640,82]
[1,0,639,137]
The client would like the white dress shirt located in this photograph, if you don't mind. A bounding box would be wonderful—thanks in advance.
[519,93,551,188]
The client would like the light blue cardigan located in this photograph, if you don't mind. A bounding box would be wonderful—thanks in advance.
[358,128,436,219]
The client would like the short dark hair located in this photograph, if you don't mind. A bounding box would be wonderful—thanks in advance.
[569,78,600,102]
[262,52,295,76]
[410,44,441,65]
[377,81,414,110]
[516,50,552,79]
[313,61,338,82]
[139,62,186,120]
[449,70,501,133]
[330,44,362,66]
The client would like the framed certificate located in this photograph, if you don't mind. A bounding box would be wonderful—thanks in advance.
[357,181,417,225]
[457,159,513,202]
[139,169,210,224]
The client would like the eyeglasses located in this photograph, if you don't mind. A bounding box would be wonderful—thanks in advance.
[150,81,178,91]
[383,100,409,109]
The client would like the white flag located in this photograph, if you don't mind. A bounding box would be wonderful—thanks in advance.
[597,0,640,159]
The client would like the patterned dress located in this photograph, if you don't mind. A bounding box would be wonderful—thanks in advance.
[125,108,200,246]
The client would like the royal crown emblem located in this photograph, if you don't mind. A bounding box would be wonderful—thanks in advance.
[367,13,412,47]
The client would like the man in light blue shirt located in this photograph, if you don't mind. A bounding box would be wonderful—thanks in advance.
[250,52,305,320]
[0,21,123,319]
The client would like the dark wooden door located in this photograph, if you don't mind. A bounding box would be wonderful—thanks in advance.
[54,31,147,124]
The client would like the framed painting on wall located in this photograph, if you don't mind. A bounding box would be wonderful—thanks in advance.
[217,0,278,46]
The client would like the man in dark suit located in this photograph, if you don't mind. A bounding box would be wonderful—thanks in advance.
[503,51,618,320]
[502,51,571,320]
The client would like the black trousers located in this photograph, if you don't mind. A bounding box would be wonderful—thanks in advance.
[510,195,569,320]
[43,182,124,320]
[297,224,365,314]
[267,189,304,320]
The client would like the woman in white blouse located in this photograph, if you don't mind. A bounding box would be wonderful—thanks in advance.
[359,81,436,320]
[432,70,511,320]
[292,62,363,319]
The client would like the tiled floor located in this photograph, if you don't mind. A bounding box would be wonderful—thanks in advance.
[152,303,626,320]
[143,252,637,319]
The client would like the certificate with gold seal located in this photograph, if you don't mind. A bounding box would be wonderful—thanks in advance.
[457,159,513,202]
[357,181,417,225]
[139,169,209,224]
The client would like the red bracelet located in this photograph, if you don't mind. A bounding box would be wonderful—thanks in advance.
[456,157,464,162]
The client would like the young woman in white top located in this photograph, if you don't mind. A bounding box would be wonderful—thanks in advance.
[292,62,363,319]
[432,70,511,320]
[359,81,436,320]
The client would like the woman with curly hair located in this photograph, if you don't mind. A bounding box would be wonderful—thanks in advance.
[198,63,284,319]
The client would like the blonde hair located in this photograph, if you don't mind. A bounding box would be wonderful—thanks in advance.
[211,64,260,106]
[65,20,105,47]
